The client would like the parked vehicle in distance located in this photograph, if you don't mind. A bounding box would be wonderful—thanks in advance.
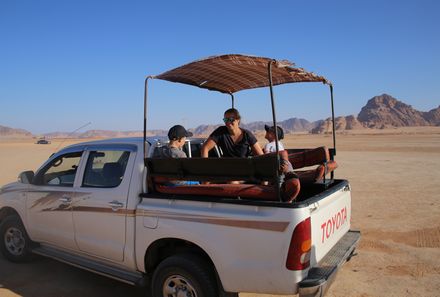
[36,138,51,144]
[0,54,360,297]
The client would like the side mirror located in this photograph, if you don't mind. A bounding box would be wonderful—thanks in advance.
[18,171,34,184]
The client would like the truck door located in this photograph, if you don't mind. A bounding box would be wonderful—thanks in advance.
[72,146,135,262]
[26,151,83,251]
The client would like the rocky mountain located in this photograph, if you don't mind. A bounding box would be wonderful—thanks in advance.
[43,129,167,139]
[311,116,363,134]
[357,94,429,128]
[246,118,315,132]
[272,118,315,132]
[77,130,143,138]
[423,106,440,125]
[191,124,221,136]
[2,94,439,138]
[311,94,439,133]
[0,125,33,138]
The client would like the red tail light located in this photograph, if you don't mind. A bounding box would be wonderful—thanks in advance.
[286,217,311,270]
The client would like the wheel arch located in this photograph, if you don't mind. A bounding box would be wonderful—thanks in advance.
[0,207,21,225]
[144,237,227,292]
[145,237,214,272]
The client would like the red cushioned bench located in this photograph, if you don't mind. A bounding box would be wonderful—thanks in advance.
[287,146,338,184]
[145,154,300,203]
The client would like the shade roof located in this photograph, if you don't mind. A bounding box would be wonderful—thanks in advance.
[154,54,330,94]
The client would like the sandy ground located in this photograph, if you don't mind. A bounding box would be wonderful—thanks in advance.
[1,127,440,297]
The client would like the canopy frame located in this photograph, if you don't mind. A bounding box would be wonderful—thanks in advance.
[143,54,335,202]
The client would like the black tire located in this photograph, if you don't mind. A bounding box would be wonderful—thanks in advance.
[151,253,218,297]
[220,292,239,297]
[0,215,33,262]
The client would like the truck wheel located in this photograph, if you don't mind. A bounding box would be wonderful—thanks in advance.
[0,215,33,262]
[151,254,218,297]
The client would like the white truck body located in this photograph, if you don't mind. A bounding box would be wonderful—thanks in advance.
[0,137,359,296]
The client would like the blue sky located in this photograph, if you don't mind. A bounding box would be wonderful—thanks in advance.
[1,0,439,134]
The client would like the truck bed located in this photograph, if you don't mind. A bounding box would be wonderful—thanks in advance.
[140,179,349,208]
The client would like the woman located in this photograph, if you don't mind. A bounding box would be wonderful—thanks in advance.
[201,108,263,158]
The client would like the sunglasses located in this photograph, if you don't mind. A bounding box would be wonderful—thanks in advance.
[223,117,236,123]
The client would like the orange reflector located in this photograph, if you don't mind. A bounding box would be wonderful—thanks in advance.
[301,239,311,252]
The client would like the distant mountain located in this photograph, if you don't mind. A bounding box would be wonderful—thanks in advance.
[311,115,363,134]
[357,94,429,128]
[0,125,33,138]
[43,129,167,139]
[423,105,440,125]
[280,118,315,132]
[77,130,143,138]
[191,124,221,137]
[2,94,439,138]
[311,94,440,133]
[192,118,315,136]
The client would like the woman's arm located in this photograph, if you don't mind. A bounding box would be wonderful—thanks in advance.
[201,138,217,157]
[251,142,264,156]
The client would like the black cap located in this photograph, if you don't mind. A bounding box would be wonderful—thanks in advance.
[264,124,284,140]
[168,125,193,140]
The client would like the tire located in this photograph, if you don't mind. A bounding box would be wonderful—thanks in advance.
[0,215,33,262]
[151,253,218,297]
[220,292,239,297]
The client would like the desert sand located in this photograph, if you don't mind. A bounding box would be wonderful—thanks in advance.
[1,127,439,297]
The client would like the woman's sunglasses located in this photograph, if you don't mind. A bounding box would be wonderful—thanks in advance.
[223,117,236,123]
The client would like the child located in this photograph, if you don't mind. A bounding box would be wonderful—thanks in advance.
[263,124,285,153]
[156,125,199,186]
[264,124,294,176]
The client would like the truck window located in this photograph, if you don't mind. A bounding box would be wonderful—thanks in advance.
[34,152,82,187]
[82,150,130,188]
[183,142,220,158]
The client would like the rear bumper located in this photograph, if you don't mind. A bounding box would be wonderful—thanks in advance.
[299,230,361,297]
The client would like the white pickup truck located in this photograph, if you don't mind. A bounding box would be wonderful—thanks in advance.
[0,54,360,297]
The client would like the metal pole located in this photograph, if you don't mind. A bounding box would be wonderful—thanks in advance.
[144,76,152,163]
[268,60,282,202]
[230,93,235,108]
[330,84,336,156]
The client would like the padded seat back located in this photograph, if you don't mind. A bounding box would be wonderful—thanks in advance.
[287,146,330,169]
[146,155,279,183]
[145,154,301,203]
[287,146,337,183]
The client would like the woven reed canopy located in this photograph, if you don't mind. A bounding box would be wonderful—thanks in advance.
[154,54,330,94]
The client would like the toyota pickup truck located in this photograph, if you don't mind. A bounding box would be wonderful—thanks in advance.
[0,54,360,297]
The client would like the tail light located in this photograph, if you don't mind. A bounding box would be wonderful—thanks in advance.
[286,217,311,270]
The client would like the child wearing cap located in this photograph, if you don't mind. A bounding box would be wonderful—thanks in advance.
[263,125,295,178]
[263,124,285,154]
[156,124,193,158]
[155,125,198,186]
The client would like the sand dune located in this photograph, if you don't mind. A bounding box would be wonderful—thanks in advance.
[1,127,439,297]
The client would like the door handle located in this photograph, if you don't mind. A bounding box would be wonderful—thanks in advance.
[108,200,124,211]
[59,195,72,204]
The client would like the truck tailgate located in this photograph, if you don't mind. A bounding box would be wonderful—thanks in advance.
[310,183,352,264]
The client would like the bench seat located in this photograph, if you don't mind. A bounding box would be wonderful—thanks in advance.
[155,177,300,203]
[287,146,338,183]
[145,154,300,202]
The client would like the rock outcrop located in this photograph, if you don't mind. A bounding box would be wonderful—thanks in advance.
[0,125,33,138]
[357,94,429,128]
[423,106,440,126]
[311,115,363,134]
[3,94,439,137]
